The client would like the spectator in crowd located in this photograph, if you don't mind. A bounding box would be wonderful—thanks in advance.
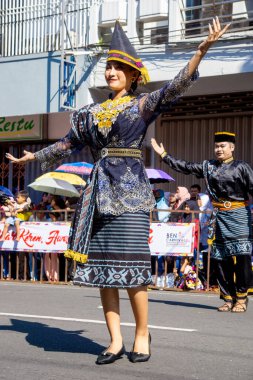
[167,192,180,223]
[199,193,213,251]
[151,189,170,286]
[44,196,66,282]
[65,197,78,221]
[176,256,203,290]
[179,200,200,263]
[175,186,190,209]
[153,189,169,222]
[189,184,202,208]
[28,204,49,281]
[0,190,31,242]
[48,196,66,222]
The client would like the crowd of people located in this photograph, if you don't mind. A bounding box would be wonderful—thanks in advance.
[151,184,214,291]
[0,191,77,282]
[0,182,222,290]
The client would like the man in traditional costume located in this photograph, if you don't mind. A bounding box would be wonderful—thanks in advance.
[151,132,253,312]
[7,18,229,363]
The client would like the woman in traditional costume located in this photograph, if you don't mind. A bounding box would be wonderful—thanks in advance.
[6,18,229,363]
[151,132,253,313]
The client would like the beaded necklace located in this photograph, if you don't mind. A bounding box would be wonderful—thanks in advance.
[91,95,135,137]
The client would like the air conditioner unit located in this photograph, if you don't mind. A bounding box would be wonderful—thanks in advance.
[99,0,127,27]
[137,0,168,23]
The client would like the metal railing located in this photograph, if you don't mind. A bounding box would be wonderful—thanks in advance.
[178,0,253,41]
[1,1,253,58]
[0,0,102,57]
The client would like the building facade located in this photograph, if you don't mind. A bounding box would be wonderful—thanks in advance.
[0,0,253,193]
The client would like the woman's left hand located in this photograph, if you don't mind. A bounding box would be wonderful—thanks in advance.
[198,16,231,54]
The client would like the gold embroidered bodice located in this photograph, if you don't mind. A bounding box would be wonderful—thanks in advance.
[90,95,135,137]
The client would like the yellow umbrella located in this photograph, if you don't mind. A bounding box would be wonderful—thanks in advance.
[36,172,86,186]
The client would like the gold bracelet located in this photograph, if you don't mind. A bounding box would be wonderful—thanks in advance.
[161,151,167,158]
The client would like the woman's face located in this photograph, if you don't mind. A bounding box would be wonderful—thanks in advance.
[42,193,48,202]
[184,204,191,213]
[105,61,137,93]
[169,194,176,203]
[214,142,234,161]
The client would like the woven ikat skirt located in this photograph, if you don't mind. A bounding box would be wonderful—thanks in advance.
[211,206,252,260]
[73,211,152,288]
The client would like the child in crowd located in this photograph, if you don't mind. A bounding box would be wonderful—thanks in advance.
[0,190,31,242]
[176,256,204,290]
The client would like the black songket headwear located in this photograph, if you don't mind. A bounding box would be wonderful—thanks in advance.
[214,131,236,144]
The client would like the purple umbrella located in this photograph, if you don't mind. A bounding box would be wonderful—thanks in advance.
[145,168,174,184]
[55,162,94,176]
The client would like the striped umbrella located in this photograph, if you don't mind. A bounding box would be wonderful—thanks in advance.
[36,172,86,186]
[55,162,94,176]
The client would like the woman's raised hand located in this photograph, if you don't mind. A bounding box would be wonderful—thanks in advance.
[5,150,35,164]
[151,138,166,156]
[198,16,231,54]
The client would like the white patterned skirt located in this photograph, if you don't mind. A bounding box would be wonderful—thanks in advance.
[73,211,152,288]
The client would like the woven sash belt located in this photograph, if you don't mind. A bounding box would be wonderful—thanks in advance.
[99,147,142,159]
[212,200,248,211]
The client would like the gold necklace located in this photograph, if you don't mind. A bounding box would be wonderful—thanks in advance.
[91,95,135,137]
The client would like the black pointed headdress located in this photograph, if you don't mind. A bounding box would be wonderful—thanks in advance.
[107,21,150,84]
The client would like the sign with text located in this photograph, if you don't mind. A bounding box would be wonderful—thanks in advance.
[149,222,195,256]
[0,222,70,252]
[0,115,43,141]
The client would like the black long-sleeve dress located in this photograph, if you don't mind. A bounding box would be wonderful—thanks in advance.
[34,64,198,287]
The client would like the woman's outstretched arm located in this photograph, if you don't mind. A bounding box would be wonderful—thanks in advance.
[140,17,230,124]
[188,16,230,77]
[6,150,35,164]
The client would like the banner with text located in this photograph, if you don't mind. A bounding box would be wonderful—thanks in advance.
[149,222,195,256]
[0,222,70,252]
[0,221,195,255]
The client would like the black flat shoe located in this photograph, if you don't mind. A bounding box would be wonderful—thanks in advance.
[129,333,151,363]
[96,345,125,365]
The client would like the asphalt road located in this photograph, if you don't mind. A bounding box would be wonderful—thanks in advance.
[0,282,253,380]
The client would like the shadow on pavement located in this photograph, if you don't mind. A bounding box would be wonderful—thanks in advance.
[0,319,104,354]
[148,298,217,310]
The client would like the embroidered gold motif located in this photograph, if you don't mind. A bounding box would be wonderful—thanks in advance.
[91,96,135,137]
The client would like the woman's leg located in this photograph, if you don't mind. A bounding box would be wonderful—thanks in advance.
[99,288,123,353]
[51,253,58,282]
[44,253,50,281]
[15,221,21,241]
[127,286,149,354]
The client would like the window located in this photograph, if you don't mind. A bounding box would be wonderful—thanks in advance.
[185,0,201,37]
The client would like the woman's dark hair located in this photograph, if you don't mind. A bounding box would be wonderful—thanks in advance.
[51,195,65,209]
[130,78,139,92]
[130,71,141,92]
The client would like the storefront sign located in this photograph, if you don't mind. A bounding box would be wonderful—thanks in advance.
[0,222,70,252]
[149,222,195,256]
[0,115,43,141]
